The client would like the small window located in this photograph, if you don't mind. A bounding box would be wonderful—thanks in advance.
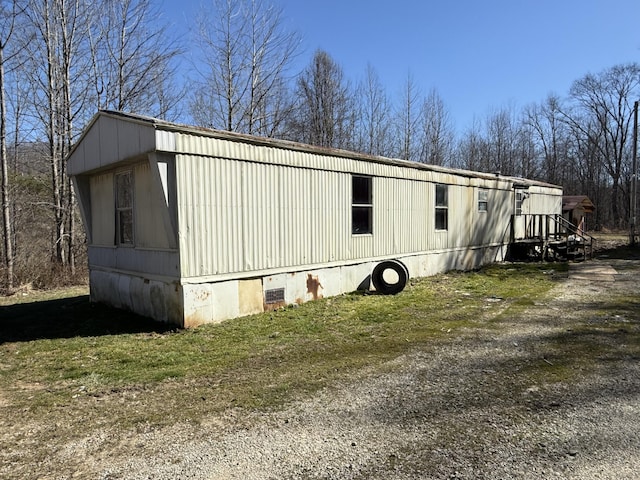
[515,189,524,216]
[435,184,448,230]
[352,176,372,234]
[115,171,134,245]
[478,189,488,212]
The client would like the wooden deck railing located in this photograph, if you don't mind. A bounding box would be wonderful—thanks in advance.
[511,214,595,259]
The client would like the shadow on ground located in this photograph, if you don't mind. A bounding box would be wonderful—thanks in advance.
[0,296,176,343]
[594,242,640,260]
[2,242,638,345]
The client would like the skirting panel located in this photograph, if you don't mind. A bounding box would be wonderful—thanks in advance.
[89,244,507,327]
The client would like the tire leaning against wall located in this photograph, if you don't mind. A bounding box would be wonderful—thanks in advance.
[371,259,409,295]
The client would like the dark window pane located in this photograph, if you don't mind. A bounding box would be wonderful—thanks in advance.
[352,206,372,234]
[353,176,372,204]
[115,171,134,245]
[116,172,132,208]
[436,184,447,206]
[435,208,448,230]
[118,210,133,244]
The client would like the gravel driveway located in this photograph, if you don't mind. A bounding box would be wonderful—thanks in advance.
[47,255,635,480]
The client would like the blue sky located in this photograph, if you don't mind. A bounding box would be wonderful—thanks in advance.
[165,0,640,133]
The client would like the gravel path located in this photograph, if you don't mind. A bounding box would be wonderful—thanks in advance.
[47,257,638,480]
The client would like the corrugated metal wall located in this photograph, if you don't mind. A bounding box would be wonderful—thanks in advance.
[177,155,351,277]
[135,162,172,250]
[173,132,563,280]
[528,186,563,215]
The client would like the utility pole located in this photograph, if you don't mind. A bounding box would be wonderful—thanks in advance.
[631,100,638,246]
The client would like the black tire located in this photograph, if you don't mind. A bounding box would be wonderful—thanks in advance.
[371,260,408,295]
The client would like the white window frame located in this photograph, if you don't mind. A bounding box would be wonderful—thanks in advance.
[352,175,373,235]
[115,170,134,246]
[515,189,525,216]
[435,184,448,231]
[478,189,488,212]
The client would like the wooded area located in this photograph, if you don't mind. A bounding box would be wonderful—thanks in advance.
[1,0,639,292]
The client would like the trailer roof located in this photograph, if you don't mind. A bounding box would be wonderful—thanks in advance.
[68,110,560,189]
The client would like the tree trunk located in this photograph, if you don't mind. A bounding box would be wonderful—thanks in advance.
[0,46,14,291]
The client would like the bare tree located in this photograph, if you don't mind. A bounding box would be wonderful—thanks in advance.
[0,0,25,291]
[453,118,487,171]
[88,0,183,120]
[191,0,300,134]
[394,72,421,161]
[569,117,607,226]
[514,118,539,179]
[292,49,354,148]
[564,63,640,227]
[21,0,183,278]
[456,106,528,177]
[485,105,520,175]
[191,0,247,130]
[524,95,569,185]
[243,0,300,135]
[24,0,92,271]
[354,64,392,157]
[418,88,454,165]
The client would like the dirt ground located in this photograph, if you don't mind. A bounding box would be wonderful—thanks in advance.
[2,243,640,479]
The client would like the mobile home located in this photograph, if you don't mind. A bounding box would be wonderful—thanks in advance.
[67,111,563,327]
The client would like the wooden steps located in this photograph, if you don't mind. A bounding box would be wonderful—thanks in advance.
[508,214,594,262]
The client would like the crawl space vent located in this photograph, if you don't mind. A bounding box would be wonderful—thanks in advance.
[264,287,285,304]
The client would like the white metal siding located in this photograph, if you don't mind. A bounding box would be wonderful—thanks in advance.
[134,162,172,250]
[90,172,115,245]
[68,114,156,175]
[173,132,509,188]
[487,188,513,244]
[88,162,174,251]
[177,155,351,278]
[528,187,563,214]
[174,133,563,280]
[88,247,179,278]
[449,184,472,249]
[373,177,430,255]
[74,115,563,283]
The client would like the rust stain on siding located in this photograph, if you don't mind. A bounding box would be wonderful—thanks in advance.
[306,274,323,300]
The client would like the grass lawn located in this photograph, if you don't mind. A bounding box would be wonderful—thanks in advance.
[4,239,640,480]
[0,263,566,433]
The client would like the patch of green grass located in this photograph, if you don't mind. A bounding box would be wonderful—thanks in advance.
[0,286,89,306]
[512,290,640,392]
[0,263,560,427]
